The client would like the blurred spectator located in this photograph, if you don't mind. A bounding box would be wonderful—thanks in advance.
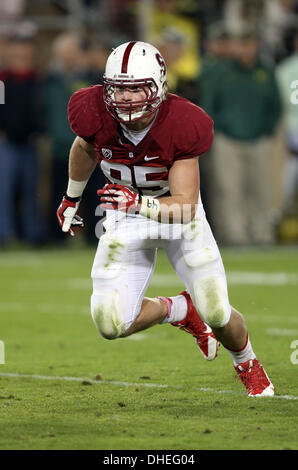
[0,35,45,247]
[199,22,236,86]
[43,32,105,245]
[79,38,109,244]
[199,26,282,245]
[0,34,8,69]
[108,0,139,44]
[202,22,235,62]
[0,1,26,34]
[223,0,265,36]
[276,29,298,215]
[196,0,226,31]
[83,38,110,85]
[262,0,298,63]
[222,0,298,64]
[197,23,235,227]
[147,0,200,100]
[0,0,25,18]
[156,26,187,92]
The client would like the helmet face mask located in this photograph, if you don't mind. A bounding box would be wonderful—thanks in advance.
[103,42,167,123]
[103,77,159,123]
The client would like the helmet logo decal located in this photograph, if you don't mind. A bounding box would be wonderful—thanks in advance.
[155,53,166,81]
[121,41,137,73]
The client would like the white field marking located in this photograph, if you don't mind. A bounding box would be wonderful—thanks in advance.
[265,328,298,336]
[227,272,298,285]
[0,371,296,400]
[0,301,298,326]
[0,251,87,264]
[10,271,298,292]
[0,301,89,315]
[124,333,148,341]
[0,257,43,267]
[67,272,298,289]
[245,314,298,324]
[0,247,296,263]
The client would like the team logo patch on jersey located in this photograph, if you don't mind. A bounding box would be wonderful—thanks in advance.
[102,148,112,160]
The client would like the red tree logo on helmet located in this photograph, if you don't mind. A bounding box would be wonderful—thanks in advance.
[155,54,166,81]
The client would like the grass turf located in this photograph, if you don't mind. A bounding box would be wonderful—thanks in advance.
[0,246,297,450]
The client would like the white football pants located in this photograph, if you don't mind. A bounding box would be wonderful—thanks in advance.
[91,203,231,339]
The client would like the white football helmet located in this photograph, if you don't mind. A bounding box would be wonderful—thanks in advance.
[103,41,167,123]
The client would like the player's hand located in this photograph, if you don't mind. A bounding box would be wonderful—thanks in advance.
[56,194,84,236]
[97,184,141,214]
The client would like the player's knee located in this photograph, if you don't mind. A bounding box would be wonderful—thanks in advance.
[203,303,231,328]
[192,277,231,328]
[91,292,126,340]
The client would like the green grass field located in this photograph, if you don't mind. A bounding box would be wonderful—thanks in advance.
[0,246,297,450]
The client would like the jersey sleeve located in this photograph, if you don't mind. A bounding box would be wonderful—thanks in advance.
[68,86,103,143]
[173,102,214,161]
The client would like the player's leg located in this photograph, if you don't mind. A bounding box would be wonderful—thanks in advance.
[211,306,247,350]
[91,227,168,339]
[157,289,219,361]
[120,296,167,337]
[164,211,274,396]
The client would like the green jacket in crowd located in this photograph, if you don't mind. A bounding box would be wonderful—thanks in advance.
[43,71,92,159]
[198,58,282,142]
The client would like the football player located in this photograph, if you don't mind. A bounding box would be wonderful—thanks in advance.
[57,41,274,397]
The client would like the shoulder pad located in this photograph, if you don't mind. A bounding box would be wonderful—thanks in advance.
[68,85,104,140]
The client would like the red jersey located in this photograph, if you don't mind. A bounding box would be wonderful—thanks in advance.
[68,85,214,197]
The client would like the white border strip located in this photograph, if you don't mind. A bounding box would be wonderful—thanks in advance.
[0,372,296,400]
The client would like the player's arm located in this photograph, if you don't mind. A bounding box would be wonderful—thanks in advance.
[68,136,97,182]
[156,157,199,223]
[98,157,199,224]
[57,137,97,236]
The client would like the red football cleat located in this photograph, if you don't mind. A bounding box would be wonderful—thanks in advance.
[234,358,274,397]
[171,290,218,361]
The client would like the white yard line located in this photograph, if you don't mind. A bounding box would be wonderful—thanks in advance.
[227,271,298,285]
[3,272,298,292]
[0,302,90,315]
[1,302,298,332]
[244,314,298,324]
[265,328,298,336]
[0,371,296,400]
[1,301,298,326]
[1,301,298,330]
[67,272,298,289]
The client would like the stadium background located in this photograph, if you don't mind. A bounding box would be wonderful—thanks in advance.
[0,0,298,246]
[0,0,298,452]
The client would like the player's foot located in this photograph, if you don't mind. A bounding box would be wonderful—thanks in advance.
[171,291,218,361]
[234,358,274,397]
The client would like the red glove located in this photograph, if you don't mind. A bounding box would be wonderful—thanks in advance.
[57,194,84,236]
[97,184,141,214]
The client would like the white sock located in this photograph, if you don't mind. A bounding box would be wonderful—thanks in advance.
[226,335,256,365]
[159,295,188,324]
